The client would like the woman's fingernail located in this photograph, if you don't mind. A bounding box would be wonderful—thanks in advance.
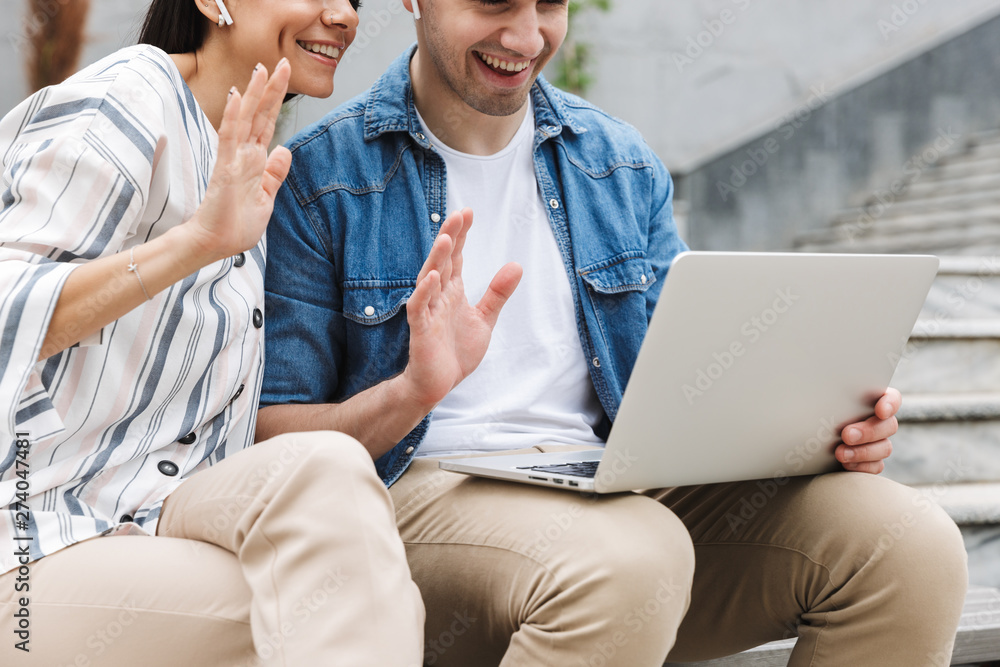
[842,448,855,461]
[278,57,289,68]
[845,427,861,443]
[229,86,237,97]
[254,63,262,72]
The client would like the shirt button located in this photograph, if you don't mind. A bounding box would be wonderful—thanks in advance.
[233,384,245,402]
[157,461,179,477]
[178,432,197,445]
[430,213,441,223]
[404,446,415,455]
[549,199,560,209]
[234,252,246,268]
[592,357,601,368]
[364,305,376,317]
[640,274,648,284]
[119,514,133,524]
[253,308,263,329]
[416,132,426,142]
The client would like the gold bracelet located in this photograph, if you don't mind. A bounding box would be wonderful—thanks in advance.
[127,247,152,301]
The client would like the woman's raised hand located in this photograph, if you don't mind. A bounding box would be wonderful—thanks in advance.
[188,60,293,261]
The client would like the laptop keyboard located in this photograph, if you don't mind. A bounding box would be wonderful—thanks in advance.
[518,460,600,478]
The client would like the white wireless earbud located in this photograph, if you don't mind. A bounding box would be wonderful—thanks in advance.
[215,0,234,25]
[412,0,421,20]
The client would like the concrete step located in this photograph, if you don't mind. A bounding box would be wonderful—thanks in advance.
[798,205,1000,246]
[891,320,1000,394]
[920,157,1000,184]
[829,191,1000,227]
[794,221,1000,254]
[904,172,1000,201]
[663,586,1000,666]
[915,482,1000,590]
[962,138,1000,161]
[921,257,1000,320]
[884,393,1000,486]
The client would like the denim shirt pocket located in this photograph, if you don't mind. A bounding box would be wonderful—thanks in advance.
[578,252,656,295]
[577,252,655,383]
[341,279,417,398]
[342,279,416,325]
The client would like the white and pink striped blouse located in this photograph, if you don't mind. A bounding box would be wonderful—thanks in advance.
[0,45,265,574]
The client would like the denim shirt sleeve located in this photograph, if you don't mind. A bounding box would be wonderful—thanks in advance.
[261,170,342,408]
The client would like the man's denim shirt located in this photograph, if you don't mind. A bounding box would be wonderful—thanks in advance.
[261,46,688,487]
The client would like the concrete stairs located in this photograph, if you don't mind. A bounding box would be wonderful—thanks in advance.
[794,130,1000,594]
[676,131,1000,666]
[795,130,1000,256]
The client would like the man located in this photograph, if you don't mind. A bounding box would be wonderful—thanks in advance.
[258,1,968,664]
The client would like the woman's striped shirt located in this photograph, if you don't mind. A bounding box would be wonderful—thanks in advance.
[0,45,265,573]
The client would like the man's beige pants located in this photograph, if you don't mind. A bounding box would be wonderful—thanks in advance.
[0,431,424,666]
[394,445,969,667]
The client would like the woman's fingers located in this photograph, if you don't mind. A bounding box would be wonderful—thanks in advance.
[237,64,268,141]
[251,59,291,146]
[213,88,242,180]
[261,147,293,201]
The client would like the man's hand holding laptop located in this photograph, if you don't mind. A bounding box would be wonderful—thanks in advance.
[836,386,902,474]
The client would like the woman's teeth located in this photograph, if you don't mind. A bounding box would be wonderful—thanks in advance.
[478,53,530,73]
[298,41,341,59]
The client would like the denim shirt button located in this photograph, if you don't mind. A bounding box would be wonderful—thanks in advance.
[640,274,648,284]
[416,132,426,142]
[592,357,601,368]
[364,306,376,317]
[430,213,441,223]
[549,198,560,209]
[405,446,415,455]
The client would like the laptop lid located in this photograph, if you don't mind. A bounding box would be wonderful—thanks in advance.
[593,251,939,492]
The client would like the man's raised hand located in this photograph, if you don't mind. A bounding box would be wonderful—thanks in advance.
[400,208,522,410]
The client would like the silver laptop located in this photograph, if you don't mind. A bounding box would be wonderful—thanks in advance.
[438,251,939,493]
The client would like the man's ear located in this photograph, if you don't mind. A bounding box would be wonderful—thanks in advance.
[403,0,421,20]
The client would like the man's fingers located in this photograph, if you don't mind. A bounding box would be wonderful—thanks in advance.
[451,208,473,277]
[417,233,453,284]
[251,59,291,145]
[842,413,899,446]
[875,387,902,420]
[837,438,893,465]
[407,270,441,327]
[476,262,523,327]
[842,460,886,475]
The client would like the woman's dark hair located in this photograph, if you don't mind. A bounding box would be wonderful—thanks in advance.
[137,0,210,54]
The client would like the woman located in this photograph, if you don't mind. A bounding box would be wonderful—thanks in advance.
[0,1,425,664]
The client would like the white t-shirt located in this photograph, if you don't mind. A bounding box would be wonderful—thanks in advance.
[416,103,605,457]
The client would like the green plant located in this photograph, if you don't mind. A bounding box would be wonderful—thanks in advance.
[555,0,612,96]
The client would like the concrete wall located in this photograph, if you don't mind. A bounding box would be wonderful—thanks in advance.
[679,13,1000,251]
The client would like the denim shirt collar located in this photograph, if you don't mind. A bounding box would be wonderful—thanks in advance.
[363,43,588,148]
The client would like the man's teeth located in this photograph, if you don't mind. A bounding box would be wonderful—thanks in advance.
[299,41,341,59]
[478,53,529,73]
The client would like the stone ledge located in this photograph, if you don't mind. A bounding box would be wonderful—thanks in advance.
[914,482,1000,525]
[937,256,1000,276]
[663,587,1000,666]
[910,319,1000,338]
[897,393,1000,422]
